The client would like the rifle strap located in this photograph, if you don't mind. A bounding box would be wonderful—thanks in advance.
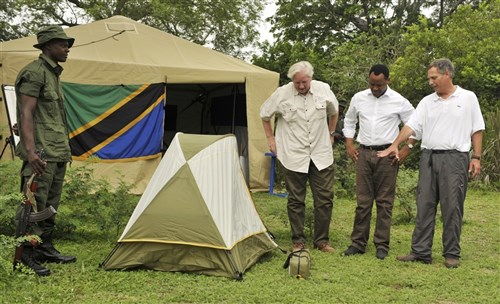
[25,174,38,213]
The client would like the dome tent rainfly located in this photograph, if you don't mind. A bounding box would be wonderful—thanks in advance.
[0,15,279,193]
[101,133,278,279]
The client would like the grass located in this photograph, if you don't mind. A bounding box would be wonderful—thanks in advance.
[0,169,499,303]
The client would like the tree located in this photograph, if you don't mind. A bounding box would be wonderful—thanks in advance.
[254,0,496,102]
[252,40,332,85]
[390,1,500,110]
[267,0,454,50]
[422,0,486,27]
[0,0,266,58]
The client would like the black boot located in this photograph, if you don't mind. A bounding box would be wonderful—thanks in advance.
[16,246,51,276]
[36,241,77,264]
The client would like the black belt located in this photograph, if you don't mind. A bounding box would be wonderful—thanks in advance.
[359,144,391,151]
[430,149,457,154]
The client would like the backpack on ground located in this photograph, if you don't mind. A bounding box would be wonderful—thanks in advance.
[283,249,311,279]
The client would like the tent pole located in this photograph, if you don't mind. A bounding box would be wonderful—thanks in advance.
[231,84,237,133]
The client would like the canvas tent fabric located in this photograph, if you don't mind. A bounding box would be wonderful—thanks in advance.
[101,133,278,279]
[0,15,279,192]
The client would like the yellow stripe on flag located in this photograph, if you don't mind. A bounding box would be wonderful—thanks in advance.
[69,84,150,139]
[78,93,165,158]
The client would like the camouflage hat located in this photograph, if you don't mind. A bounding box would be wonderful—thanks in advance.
[33,25,75,49]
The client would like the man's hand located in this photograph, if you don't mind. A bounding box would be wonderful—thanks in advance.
[267,136,277,155]
[346,143,359,162]
[27,150,46,176]
[344,138,359,162]
[395,145,411,165]
[12,123,19,136]
[469,159,481,178]
[378,144,399,160]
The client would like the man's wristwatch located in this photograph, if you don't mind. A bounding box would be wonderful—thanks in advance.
[330,130,335,136]
[407,143,414,149]
[471,155,481,160]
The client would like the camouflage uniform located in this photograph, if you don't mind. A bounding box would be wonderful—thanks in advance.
[15,53,71,239]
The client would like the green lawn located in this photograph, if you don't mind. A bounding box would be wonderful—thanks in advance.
[1,189,499,303]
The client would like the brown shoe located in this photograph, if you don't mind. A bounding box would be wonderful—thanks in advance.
[396,253,432,264]
[291,243,305,252]
[444,257,460,268]
[315,242,335,253]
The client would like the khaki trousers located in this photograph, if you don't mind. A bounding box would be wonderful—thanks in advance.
[284,161,334,247]
[350,149,398,251]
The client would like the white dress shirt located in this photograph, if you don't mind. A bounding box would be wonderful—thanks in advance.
[260,80,338,173]
[343,86,415,145]
[406,86,485,152]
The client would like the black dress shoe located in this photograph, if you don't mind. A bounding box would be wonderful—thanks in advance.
[342,246,364,256]
[376,248,388,260]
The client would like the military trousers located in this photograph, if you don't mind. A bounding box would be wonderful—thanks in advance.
[18,161,67,238]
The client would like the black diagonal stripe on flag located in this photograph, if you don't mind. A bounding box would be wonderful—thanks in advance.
[70,84,164,157]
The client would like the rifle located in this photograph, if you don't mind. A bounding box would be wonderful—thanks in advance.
[13,152,57,269]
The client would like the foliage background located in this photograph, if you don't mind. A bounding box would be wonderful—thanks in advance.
[254,0,499,185]
[0,0,265,58]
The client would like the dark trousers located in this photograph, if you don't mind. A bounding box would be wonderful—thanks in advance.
[350,149,398,251]
[411,150,468,260]
[284,161,334,246]
[17,161,67,239]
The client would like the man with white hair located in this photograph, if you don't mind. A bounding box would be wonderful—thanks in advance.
[260,61,339,253]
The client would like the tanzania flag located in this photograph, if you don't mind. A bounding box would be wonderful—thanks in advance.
[63,83,165,161]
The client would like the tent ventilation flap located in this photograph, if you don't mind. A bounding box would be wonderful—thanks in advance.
[106,22,137,33]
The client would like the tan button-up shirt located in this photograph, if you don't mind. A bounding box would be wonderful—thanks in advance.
[260,80,338,173]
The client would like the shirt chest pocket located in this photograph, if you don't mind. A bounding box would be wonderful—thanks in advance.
[41,87,59,101]
[313,98,327,120]
[36,87,62,121]
[281,101,298,122]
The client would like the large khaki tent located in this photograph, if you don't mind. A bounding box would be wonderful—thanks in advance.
[0,15,278,192]
[101,133,278,279]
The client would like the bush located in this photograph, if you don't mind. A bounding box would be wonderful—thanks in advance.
[333,143,356,199]
[0,162,139,241]
[393,168,419,224]
[0,192,23,235]
[476,109,500,189]
[59,166,139,240]
[0,160,21,194]
[0,162,139,281]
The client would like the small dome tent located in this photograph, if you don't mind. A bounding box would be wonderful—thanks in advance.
[101,133,277,279]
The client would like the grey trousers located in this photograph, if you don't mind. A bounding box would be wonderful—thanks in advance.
[350,149,398,252]
[284,161,334,247]
[411,150,468,261]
